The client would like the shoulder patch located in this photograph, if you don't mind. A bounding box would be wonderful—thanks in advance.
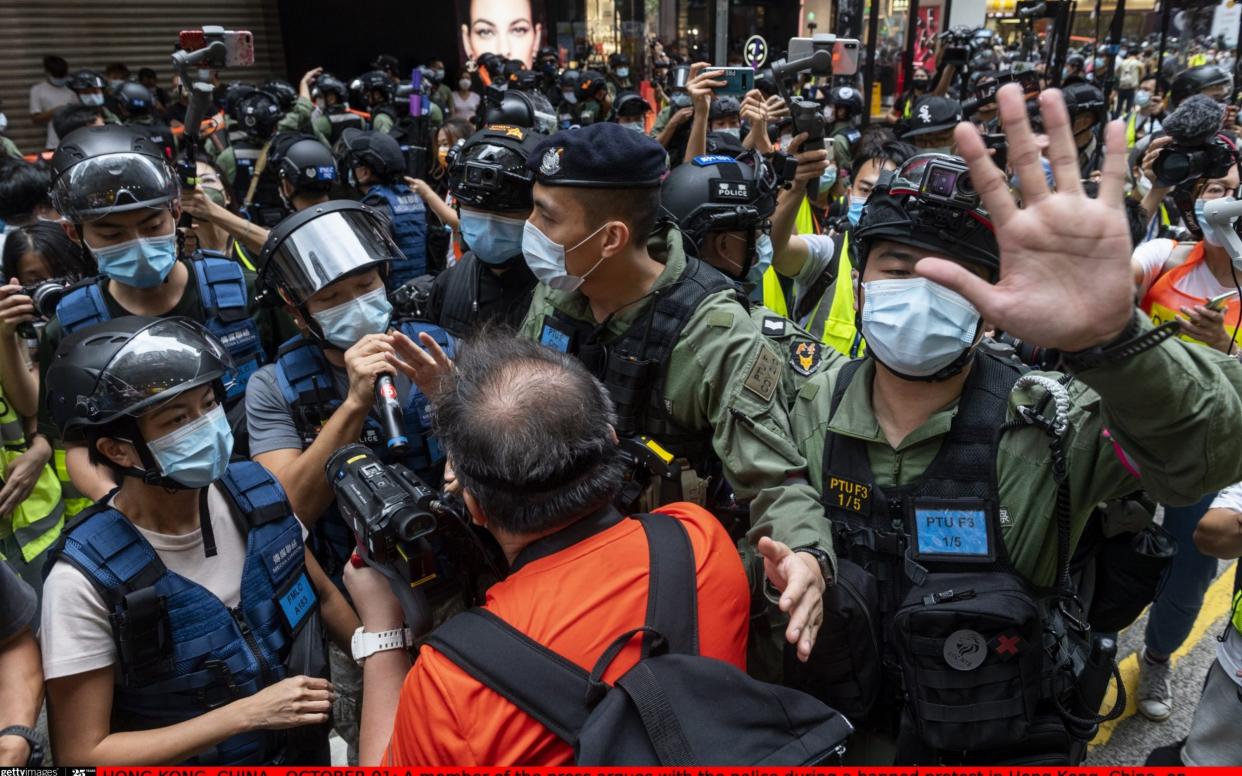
[761,316,786,337]
[706,310,735,328]
[790,341,825,376]
[743,346,781,403]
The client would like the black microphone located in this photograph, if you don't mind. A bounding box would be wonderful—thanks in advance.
[375,374,409,456]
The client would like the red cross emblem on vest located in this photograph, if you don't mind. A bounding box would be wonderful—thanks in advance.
[996,633,1022,656]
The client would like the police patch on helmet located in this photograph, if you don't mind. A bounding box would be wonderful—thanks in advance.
[943,629,987,671]
[540,147,563,176]
[789,341,823,376]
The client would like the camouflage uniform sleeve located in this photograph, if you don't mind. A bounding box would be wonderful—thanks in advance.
[669,291,835,566]
[216,147,237,189]
[372,112,395,134]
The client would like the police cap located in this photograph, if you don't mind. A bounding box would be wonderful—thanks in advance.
[528,122,667,188]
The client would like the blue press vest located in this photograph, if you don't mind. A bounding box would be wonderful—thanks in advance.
[273,320,453,583]
[55,254,265,401]
[365,184,428,290]
[46,462,311,765]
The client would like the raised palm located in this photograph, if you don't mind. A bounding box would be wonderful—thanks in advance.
[917,84,1135,352]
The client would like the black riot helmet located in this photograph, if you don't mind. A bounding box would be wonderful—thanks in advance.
[46,316,232,487]
[350,70,397,108]
[275,133,338,195]
[659,152,778,279]
[50,124,178,224]
[313,73,350,108]
[114,82,155,117]
[576,70,608,103]
[448,125,542,212]
[261,79,298,112]
[232,91,282,140]
[69,69,107,93]
[829,86,865,119]
[1063,82,1107,128]
[1171,64,1233,107]
[259,200,401,317]
[852,152,998,280]
[612,91,652,121]
[482,88,558,134]
[608,52,631,75]
[217,81,257,114]
[336,127,407,181]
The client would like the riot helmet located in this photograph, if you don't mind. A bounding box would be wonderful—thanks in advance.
[276,134,338,195]
[231,91,282,140]
[482,88,557,134]
[114,82,155,117]
[51,124,178,223]
[448,125,541,212]
[261,79,298,112]
[350,70,397,109]
[1171,65,1233,107]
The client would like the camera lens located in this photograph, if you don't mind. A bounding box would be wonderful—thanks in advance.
[1154,148,1203,188]
[927,167,958,197]
[30,282,67,319]
[957,173,975,196]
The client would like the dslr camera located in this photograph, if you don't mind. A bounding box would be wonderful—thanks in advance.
[1153,131,1235,188]
[21,278,73,320]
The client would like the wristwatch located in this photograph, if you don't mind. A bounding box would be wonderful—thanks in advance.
[795,546,836,587]
[351,625,412,664]
[0,724,43,767]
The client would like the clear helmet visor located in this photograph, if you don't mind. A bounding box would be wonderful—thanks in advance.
[262,208,404,305]
[82,318,231,422]
[52,152,179,223]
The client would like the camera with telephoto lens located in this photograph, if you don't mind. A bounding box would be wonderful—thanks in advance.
[912,156,978,209]
[21,277,73,320]
[939,26,978,68]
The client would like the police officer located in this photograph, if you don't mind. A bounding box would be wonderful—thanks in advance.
[611,90,652,132]
[1063,82,1108,177]
[112,81,175,158]
[217,90,283,206]
[574,70,610,125]
[505,122,834,666]
[606,51,633,98]
[41,125,273,502]
[659,153,830,401]
[786,85,1242,763]
[350,71,399,134]
[826,86,864,168]
[68,70,120,124]
[336,129,428,291]
[1169,64,1233,108]
[313,73,366,144]
[427,125,541,337]
[275,134,337,211]
[479,88,558,134]
[245,201,454,763]
[41,316,355,765]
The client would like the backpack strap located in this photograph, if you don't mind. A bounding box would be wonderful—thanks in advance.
[635,513,699,656]
[426,608,591,743]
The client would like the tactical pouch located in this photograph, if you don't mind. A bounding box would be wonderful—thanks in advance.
[784,559,883,721]
[602,350,656,436]
[1088,524,1176,633]
[892,571,1041,752]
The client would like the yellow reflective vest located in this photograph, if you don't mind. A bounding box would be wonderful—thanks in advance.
[0,388,64,563]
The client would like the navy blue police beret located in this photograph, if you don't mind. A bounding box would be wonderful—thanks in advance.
[528,122,667,188]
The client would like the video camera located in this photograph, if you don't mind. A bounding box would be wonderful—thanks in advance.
[939,26,983,69]
[326,444,502,632]
[1153,97,1235,188]
[907,155,979,210]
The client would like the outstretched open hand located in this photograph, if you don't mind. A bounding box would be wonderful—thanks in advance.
[915,84,1135,353]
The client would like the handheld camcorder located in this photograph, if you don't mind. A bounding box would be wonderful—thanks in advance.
[326,444,501,632]
[1153,96,1235,188]
[939,26,980,68]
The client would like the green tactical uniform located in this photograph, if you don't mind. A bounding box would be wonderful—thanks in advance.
[0,135,22,160]
[790,317,1242,589]
[578,100,603,124]
[279,96,330,145]
[651,104,673,138]
[518,224,835,562]
[431,83,452,112]
[749,307,833,407]
[371,109,395,134]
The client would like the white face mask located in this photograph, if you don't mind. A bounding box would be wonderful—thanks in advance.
[718,127,741,139]
[861,277,981,379]
[0,113,8,134]
[80,92,105,106]
[459,79,472,91]
[522,220,609,293]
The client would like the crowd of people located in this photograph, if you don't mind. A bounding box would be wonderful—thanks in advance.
[0,22,1240,770]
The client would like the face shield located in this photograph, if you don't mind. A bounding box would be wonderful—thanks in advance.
[72,318,231,435]
[51,152,178,223]
[261,206,403,305]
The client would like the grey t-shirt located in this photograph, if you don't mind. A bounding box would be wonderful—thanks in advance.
[0,560,37,639]
[245,361,417,456]
[793,233,843,341]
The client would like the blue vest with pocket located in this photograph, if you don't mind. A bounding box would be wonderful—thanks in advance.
[273,319,453,584]
[364,184,427,290]
[55,254,265,402]
[44,462,313,765]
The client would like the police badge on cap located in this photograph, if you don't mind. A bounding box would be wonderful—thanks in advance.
[540,147,563,177]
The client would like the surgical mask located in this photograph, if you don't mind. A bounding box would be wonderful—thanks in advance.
[723,232,773,285]
[1134,89,1151,107]
[48,76,68,87]
[88,231,178,288]
[146,405,233,488]
[562,90,578,104]
[622,120,646,132]
[819,166,838,189]
[616,67,630,78]
[109,79,126,90]
[522,220,609,292]
[718,127,741,139]
[861,277,981,378]
[460,210,526,264]
[1195,197,1237,247]
[847,195,867,226]
[434,69,445,81]
[1094,57,1106,69]
[0,113,7,134]
[311,286,393,350]
[80,92,105,106]
[459,79,472,90]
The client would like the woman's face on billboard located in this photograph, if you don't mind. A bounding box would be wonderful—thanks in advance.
[462,0,541,67]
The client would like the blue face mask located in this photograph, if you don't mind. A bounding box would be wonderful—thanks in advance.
[847,195,867,226]
[820,166,838,189]
[146,405,233,488]
[460,210,526,264]
[311,286,393,350]
[522,220,608,292]
[88,231,178,288]
[615,67,630,79]
[861,277,981,378]
[724,232,773,284]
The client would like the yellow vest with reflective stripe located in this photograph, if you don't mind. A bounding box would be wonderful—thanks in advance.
[1232,590,1242,635]
[1126,112,1139,148]
[0,389,64,563]
[795,196,818,237]
[803,232,866,357]
[761,267,790,318]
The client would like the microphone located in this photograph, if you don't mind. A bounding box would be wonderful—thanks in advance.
[375,374,409,456]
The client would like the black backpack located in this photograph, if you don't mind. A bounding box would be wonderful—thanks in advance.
[427,512,854,765]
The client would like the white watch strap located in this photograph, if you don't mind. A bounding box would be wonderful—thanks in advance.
[352,626,411,662]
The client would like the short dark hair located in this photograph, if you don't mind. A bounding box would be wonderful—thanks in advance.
[53,104,103,141]
[43,56,68,78]
[138,67,157,81]
[105,63,129,78]
[433,331,626,536]
[0,159,51,222]
[574,187,661,247]
[850,132,917,175]
[1,221,94,281]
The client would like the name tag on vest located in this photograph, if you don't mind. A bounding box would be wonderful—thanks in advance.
[909,498,995,563]
[540,316,574,353]
[825,476,872,515]
[276,569,317,637]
